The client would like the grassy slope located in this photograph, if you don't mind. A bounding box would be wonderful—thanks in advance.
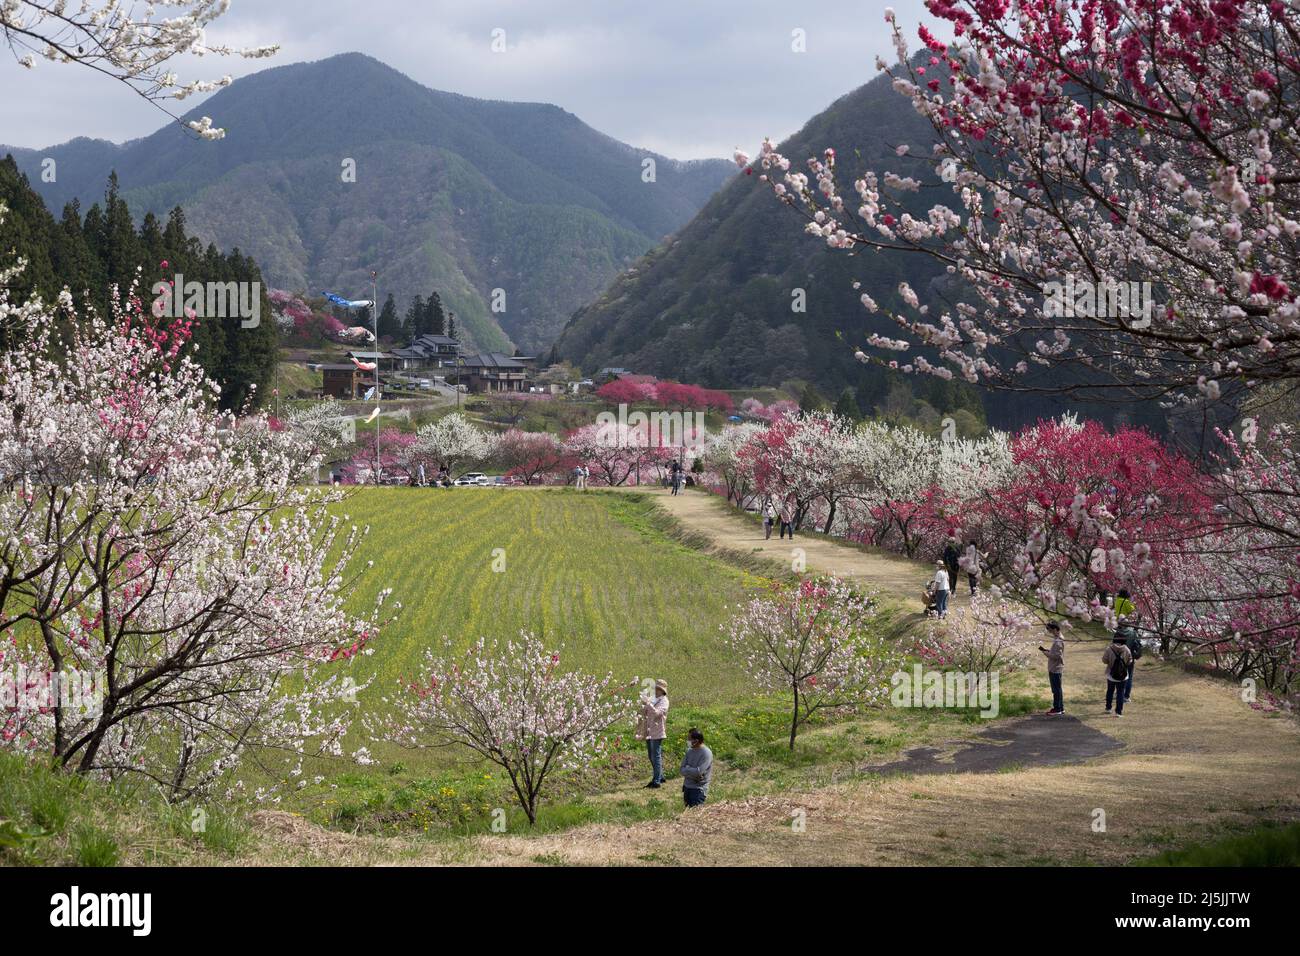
[6,487,1296,865]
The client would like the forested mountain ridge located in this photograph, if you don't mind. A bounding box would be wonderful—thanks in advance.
[549,63,988,422]
[550,60,1172,433]
[3,52,735,355]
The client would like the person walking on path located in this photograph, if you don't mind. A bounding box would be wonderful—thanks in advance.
[942,538,960,594]
[680,727,713,808]
[636,679,669,788]
[670,460,684,496]
[965,540,982,594]
[1113,589,1136,620]
[1118,623,1143,702]
[932,561,951,619]
[1038,621,1066,715]
[1102,633,1134,716]
[762,498,777,540]
[779,499,795,540]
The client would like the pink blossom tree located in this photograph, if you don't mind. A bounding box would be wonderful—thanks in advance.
[916,592,1033,674]
[750,1,1300,403]
[371,633,633,825]
[492,429,567,485]
[724,577,902,749]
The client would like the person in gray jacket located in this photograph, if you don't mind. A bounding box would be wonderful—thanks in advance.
[1038,621,1066,716]
[680,728,713,808]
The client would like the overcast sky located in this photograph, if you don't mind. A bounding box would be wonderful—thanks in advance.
[0,0,936,159]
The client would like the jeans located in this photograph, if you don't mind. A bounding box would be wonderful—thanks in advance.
[935,589,949,617]
[1124,670,1133,701]
[1048,671,1063,712]
[780,521,793,539]
[683,787,707,808]
[1106,679,1125,715]
[764,518,774,539]
[968,573,978,594]
[646,738,664,784]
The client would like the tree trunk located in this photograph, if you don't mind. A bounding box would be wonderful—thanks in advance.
[788,686,799,750]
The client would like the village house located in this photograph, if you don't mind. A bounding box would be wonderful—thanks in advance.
[321,363,375,400]
[391,334,462,370]
[456,351,528,393]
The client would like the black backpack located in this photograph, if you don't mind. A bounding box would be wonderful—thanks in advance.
[1108,645,1130,681]
[1117,625,1143,660]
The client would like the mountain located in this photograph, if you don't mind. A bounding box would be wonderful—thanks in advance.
[549,64,1166,433]
[3,53,734,354]
[548,66,983,420]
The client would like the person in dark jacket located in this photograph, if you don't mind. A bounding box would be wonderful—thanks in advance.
[1102,633,1134,716]
[1118,624,1143,702]
[942,539,960,594]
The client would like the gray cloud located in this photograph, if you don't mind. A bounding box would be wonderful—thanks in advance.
[0,0,937,158]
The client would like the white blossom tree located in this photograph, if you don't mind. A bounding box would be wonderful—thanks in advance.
[371,632,633,826]
[0,239,388,797]
[413,412,494,478]
[916,592,1033,675]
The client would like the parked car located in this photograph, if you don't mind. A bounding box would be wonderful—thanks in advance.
[417,379,434,390]
[453,472,490,486]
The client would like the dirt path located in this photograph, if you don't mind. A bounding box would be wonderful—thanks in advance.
[653,487,960,612]
[249,487,1300,866]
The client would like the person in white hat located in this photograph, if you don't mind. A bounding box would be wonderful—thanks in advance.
[636,679,670,788]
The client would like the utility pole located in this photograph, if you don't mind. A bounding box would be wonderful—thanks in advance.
[371,270,380,482]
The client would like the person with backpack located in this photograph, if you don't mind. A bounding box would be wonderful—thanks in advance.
[1102,632,1134,716]
[1119,623,1143,702]
[1038,620,1066,715]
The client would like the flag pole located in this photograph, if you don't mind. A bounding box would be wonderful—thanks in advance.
[371,270,380,483]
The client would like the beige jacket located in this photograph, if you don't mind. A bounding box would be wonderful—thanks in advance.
[636,694,668,740]
[1102,642,1133,681]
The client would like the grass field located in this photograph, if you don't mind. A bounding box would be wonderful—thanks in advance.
[281,487,784,832]
[338,487,759,702]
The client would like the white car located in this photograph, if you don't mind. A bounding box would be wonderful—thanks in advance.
[453,472,491,486]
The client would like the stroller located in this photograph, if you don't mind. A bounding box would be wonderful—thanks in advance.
[921,581,939,617]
